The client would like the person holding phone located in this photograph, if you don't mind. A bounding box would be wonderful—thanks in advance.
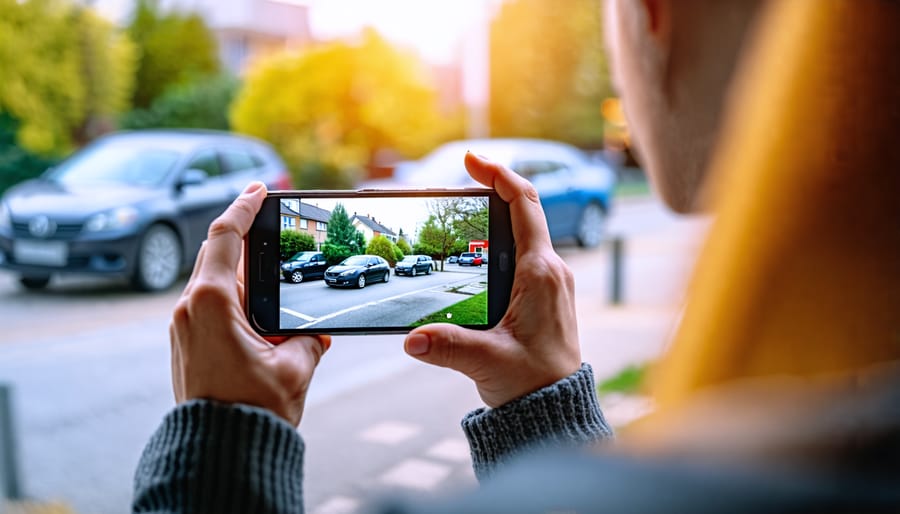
[134,0,900,512]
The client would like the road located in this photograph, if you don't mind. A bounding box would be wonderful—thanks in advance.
[0,198,708,513]
[280,266,487,329]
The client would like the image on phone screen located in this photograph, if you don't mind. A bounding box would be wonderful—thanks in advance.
[276,194,490,331]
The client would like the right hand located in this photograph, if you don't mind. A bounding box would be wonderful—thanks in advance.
[403,153,581,408]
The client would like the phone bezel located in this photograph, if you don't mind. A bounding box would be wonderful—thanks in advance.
[245,189,515,335]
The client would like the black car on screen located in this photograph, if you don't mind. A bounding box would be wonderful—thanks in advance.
[324,255,390,288]
[281,251,328,283]
[0,130,291,291]
[394,255,433,276]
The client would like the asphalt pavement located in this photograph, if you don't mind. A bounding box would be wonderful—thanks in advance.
[280,267,487,329]
[0,198,708,514]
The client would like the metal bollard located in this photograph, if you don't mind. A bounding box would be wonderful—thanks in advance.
[0,384,22,501]
[609,237,625,305]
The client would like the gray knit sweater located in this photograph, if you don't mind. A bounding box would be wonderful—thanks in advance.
[133,363,611,513]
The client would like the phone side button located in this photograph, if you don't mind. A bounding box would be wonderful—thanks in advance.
[498,252,510,272]
[258,253,266,282]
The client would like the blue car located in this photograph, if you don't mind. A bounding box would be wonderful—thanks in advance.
[359,139,616,248]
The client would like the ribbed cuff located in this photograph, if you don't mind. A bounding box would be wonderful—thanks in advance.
[461,363,614,482]
[133,400,305,514]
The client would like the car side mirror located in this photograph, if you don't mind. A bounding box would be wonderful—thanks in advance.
[178,168,208,189]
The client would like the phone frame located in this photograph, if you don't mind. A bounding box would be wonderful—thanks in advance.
[245,189,515,335]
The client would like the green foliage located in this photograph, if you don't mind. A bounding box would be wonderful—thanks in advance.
[279,230,316,260]
[392,243,404,262]
[597,363,651,396]
[128,0,220,109]
[451,198,488,242]
[489,0,612,147]
[396,236,412,256]
[415,214,456,266]
[121,73,239,130]
[0,114,58,194]
[365,235,397,266]
[231,29,449,189]
[322,203,365,264]
[0,0,135,154]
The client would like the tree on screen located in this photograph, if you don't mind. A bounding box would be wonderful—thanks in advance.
[322,203,366,264]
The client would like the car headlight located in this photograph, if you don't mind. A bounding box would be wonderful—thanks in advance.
[340,269,355,276]
[85,206,139,232]
[0,203,10,230]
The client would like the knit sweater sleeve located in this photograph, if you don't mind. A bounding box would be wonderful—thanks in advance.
[460,363,614,481]
[132,399,305,514]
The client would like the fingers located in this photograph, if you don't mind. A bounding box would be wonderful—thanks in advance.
[271,334,331,374]
[464,152,552,254]
[202,182,267,279]
[404,325,499,378]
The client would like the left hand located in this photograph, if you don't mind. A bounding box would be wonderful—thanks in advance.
[169,182,331,426]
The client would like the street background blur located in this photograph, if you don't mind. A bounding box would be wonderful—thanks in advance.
[0,0,702,512]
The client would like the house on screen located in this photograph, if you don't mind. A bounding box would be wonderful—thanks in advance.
[351,213,397,243]
[280,200,331,248]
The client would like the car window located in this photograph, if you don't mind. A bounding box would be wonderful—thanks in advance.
[513,160,566,178]
[47,142,180,187]
[221,149,260,173]
[186,149,222,177]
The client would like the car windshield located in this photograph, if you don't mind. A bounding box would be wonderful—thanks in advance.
[47,141,180,187]
[462,253,477,257]
[289,252,316,262]
[400,256,417,263]
[340,256,369,266]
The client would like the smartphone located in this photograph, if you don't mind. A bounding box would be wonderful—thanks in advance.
[244,189,515,335]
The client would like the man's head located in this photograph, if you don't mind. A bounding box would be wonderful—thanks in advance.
[605,0,764,213]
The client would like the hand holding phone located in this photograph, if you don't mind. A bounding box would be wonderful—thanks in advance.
[170,182,330,427]
[403,153,582,408]
[245,186,515,335]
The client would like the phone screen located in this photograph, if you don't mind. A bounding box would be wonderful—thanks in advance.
[276,194,492,331]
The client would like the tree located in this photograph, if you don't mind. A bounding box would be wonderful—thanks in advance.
[322,204,365,264]
[0,0,135,155]
[489,0,612,147]
[279,230,316,261]
[415,214,457,271]
[231,29,450,189]
[450,198,489,242]
[392,243,404,263]
[127,0,220,109]
[365,235,397,267]
[0,114,58,194]
[121,73,238,130]
[396,235,412,256]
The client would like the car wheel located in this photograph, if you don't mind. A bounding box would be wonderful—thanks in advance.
[411,267,417,277]
[19,275,50,290]
[577,203,606,248]
[132,224,181,292]
[426,266,431,275]
[357,274,366,288]
[383,271,390,283]
[289,270,304,283]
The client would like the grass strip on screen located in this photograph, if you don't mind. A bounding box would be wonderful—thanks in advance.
[411,291,487,327]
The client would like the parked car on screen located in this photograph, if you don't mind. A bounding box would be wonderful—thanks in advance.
[447,255,458,264]
[458,252,483,267]
[281,251,328,283]
[361,139,616,248]
[394,255,433,276]
[0,130,292,291]
[324,255,390,288]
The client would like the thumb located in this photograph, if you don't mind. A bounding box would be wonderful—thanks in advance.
[404,325,498,377]
[270,334,331,375]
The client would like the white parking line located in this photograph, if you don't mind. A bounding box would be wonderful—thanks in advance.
[280,307,317,322]
[296,276,479,329]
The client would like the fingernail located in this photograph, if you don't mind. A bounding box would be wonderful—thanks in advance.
[243,181,264,195]
[405,333,430,356]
